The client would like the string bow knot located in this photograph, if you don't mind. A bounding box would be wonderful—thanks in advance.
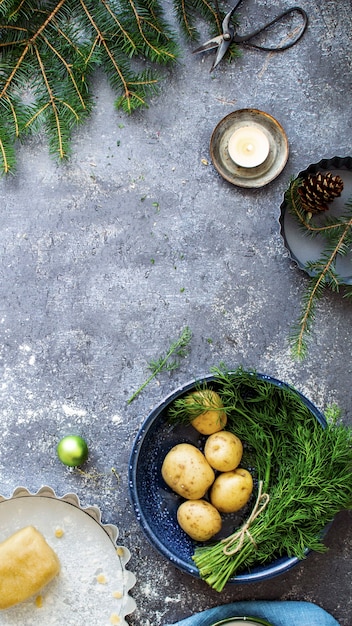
[221,480,270,556]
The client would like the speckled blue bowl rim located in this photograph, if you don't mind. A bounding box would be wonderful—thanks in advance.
[128,372,326,584]
[279,155,352,285]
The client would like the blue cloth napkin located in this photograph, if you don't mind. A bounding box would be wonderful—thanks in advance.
[164,600,340,626]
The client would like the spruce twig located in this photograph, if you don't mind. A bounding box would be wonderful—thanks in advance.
[173,0,223,41]
[0,0,179,172]
[285,178,352,360]
[127,326,192,404]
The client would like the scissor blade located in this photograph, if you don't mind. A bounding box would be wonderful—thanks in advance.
[210,37,231,71]
[222,5,238,36]
[193,35,222,54]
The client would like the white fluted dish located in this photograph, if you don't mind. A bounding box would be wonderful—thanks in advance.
[0,486,136,625]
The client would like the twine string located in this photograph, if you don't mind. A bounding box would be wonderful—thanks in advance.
[221,480,270,556]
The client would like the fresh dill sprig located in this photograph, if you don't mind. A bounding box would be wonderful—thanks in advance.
[324,403,342,425]
[127,326,192,404]
[168,385,221,422]
[168,367,352,591]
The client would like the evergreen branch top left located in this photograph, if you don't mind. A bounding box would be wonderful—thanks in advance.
[0,0,180,173]
[0,0,96,172]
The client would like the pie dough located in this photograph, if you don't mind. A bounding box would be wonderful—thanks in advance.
[0,526,60,609]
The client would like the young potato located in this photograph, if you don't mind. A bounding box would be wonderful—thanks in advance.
[210,468,253,513]
[186,389,227,435]
[177,499,222,542]
[161,443,215,499]
[204,431,243,472]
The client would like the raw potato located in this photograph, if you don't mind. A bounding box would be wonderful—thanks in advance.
[161,443,215,499]
[210,468,253,513]
[186,389,227,435]
[204,431,243,472]
[177,499,222,541]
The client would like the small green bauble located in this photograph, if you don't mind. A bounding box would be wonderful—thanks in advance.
[57,435,89,467]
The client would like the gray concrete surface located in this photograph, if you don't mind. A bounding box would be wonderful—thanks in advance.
[0,1,351,625]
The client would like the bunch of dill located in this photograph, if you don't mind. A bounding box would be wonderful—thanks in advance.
[168,367,352,592]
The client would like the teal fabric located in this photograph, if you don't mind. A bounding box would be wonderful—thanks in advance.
[164,601,340,626]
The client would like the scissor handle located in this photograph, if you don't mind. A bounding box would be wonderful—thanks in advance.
[233,6,308,51]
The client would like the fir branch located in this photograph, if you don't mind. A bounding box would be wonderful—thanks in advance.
[173,0,223,41]
[285,178,352,360]
[127,326,192,404]
[0,0,20,19]
[289,274,327,361]
[0,0,179,172]
[344,286,352,300]
[124,0,178,64]
[0,131,15,173]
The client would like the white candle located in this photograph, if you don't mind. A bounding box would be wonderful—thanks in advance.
[228,125,270,168]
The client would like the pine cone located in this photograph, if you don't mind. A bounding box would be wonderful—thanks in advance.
[298,171,344,214]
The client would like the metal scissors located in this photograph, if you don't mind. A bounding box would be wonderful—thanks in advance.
[193,0,308,71]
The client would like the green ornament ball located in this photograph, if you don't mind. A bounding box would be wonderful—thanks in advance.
[57,435,89,467]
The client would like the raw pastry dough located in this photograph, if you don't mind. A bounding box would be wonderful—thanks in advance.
[0,525,60,609]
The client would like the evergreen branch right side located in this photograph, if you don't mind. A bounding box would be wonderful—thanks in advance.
[285,176,352,360]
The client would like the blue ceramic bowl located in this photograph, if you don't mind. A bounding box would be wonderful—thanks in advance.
[128,372,326,583]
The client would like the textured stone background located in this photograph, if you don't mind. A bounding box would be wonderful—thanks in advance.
[0,1,351,624]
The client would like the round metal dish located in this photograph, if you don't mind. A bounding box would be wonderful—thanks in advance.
[210,109,289,188]
[212,618,274,626]
[0,486,136,625]
[279,156,352,285]
[128,372,325,583]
